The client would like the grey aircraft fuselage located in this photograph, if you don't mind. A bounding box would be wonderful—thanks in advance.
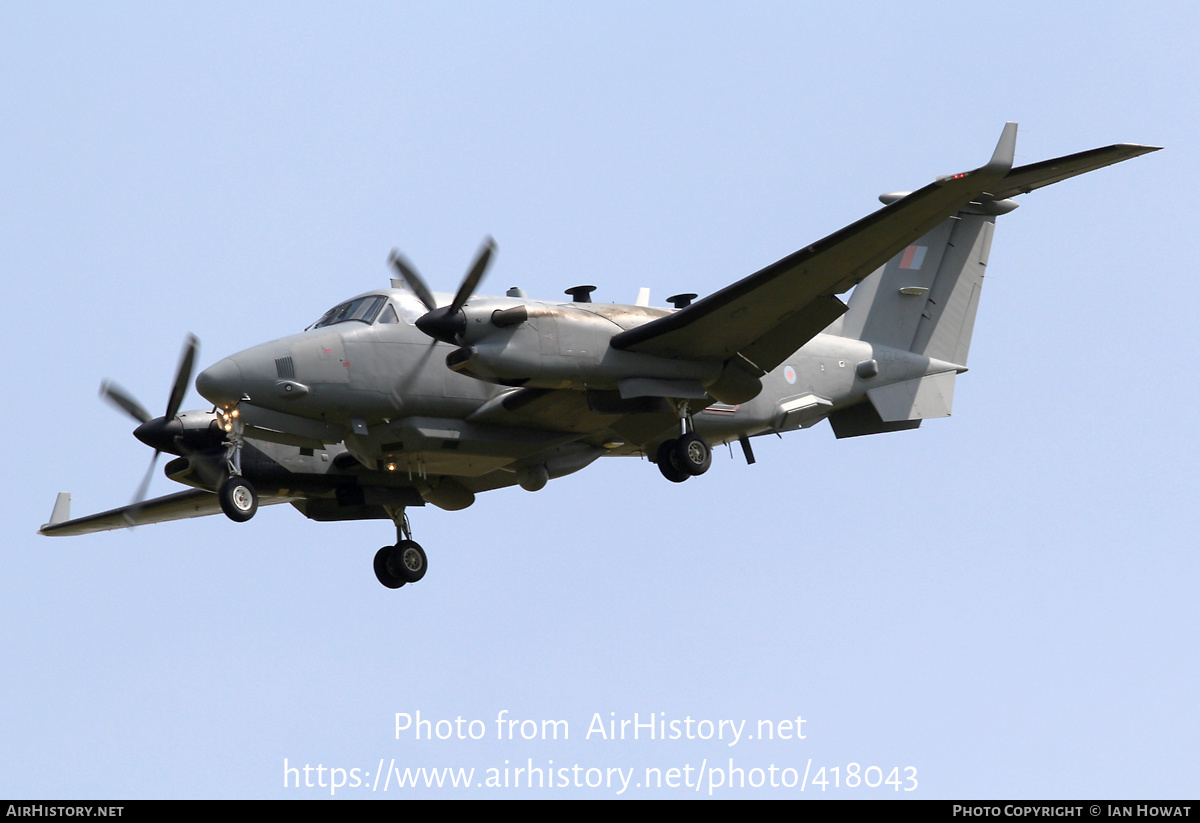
[192,288,951,497]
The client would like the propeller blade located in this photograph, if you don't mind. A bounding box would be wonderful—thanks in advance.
[132,450,162,509]
[448,236,496,314]
[388,250,438,313]
[102,334,200,518]
[164,334,199,421]
[100,380,152,425]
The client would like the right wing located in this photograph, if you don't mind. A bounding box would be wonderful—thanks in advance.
[38,489,289,536]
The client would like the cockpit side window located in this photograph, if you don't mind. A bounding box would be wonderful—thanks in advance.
[392,291,427,324]
[377,303,400,324]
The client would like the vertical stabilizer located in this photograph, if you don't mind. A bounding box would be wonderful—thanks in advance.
[910,213,994,365]
[838,208,997,367]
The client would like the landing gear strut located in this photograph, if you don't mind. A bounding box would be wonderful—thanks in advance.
[218,408,258,522]
[374,510,428,590]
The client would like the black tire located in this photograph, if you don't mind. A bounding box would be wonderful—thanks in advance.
[374,546,406,589]
[673,433,712,476]
[656,439,689,483]
[218,476,258,522]
[395,539,427,583]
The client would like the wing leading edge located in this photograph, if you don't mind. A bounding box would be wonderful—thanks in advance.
[38,489,290,537]
[612,124,1159,375]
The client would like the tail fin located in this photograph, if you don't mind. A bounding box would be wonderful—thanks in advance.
[838,141,1161,363]
[838,204,997,366]
[828,140,1159,439]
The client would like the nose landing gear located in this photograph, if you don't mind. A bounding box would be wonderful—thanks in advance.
[218,476,258,522]
[217,407,259,522]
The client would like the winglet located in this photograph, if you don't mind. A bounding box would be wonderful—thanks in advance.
[938,122,1017,184]
[983,121,1018,176]
[40,492,71,533]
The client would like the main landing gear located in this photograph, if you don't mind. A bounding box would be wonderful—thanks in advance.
[655,402,714,483]
[655,432,712,483]
[374,510,428,590]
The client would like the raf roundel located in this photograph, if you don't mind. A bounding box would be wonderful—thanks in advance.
[784,366,797,385]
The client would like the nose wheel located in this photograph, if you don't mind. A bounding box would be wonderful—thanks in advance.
[218,476,258,522]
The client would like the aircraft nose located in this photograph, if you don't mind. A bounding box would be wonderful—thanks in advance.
[195,357,243,408]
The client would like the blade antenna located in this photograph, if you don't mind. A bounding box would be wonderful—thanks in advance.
[388,250,438,312]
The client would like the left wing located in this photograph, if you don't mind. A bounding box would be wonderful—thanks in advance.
[38,489,289,536]
[610,123,1020,373]
[611,125,1155,375]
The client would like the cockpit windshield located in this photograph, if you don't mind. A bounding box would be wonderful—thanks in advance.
[311,295,388,329]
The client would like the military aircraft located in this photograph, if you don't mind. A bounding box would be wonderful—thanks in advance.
[39,123,1159,590]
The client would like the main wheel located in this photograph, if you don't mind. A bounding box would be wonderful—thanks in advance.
[395,540,427,583]
[374,545,406,589]
[673,433,712,476]
[218,476,258,522]
[656,439,689,483]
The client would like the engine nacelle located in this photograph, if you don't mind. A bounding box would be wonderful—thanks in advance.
[447,302,722,392]
[439,297,764,403]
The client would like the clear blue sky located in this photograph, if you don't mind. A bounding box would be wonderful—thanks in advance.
[3,2,1194,798]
